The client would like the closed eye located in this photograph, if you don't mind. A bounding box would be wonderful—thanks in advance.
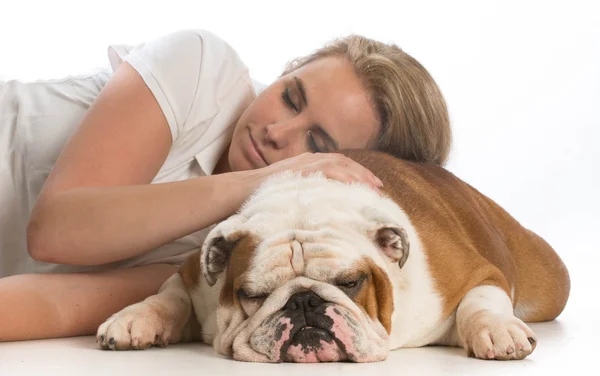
[307,130,321,152]
[337,280,358,288]
[282,88,298,112]
[237,289,268,301]
[238,288,268,317]
[335,274,367,293]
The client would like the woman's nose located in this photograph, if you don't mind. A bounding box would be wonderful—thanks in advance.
[264,119,305,150]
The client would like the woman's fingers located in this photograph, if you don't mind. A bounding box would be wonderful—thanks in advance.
[267,152,383,192]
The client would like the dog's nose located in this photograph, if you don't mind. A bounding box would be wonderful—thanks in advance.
[284,291,325,312]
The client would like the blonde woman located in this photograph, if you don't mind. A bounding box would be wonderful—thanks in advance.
[0,29,450,341]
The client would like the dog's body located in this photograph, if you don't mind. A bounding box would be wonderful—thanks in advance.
[97,150,570,362]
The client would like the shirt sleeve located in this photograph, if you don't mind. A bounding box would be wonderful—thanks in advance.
[107,29,252,143]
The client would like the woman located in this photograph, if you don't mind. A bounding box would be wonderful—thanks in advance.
[0,29,450,341]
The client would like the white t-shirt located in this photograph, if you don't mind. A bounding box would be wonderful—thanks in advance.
[0,29,258,277]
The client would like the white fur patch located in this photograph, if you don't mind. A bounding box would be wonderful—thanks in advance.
[456,285,537,360]
[189,276,223,343]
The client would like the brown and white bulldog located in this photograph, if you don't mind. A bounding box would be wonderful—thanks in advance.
[96,150,570,362]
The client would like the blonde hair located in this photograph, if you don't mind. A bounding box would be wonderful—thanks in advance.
[283,35,452,166]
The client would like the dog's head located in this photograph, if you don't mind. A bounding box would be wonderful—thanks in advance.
[201,171,410,363]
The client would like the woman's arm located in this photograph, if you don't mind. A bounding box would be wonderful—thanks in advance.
[26,62,263,266]
[0,264,178,342]
[27,170,264,266]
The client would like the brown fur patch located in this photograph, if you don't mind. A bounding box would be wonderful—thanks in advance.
[350,257,394,333]
[342,149,570,322]
[218,234,261,309]
[178,251,201,290]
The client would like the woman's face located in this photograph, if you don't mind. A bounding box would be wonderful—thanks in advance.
[226,56,381,172]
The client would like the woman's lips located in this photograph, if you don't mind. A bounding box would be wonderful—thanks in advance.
[248,129,268,166]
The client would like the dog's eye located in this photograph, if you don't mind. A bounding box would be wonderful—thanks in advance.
[337,281,358,288]
[237,289,267,300]
[335,275,366,291]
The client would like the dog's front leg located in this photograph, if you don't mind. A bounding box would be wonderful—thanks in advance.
[456,285,537,360]
[97,272,198,350]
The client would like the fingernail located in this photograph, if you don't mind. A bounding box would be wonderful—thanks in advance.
[374,177,383,186]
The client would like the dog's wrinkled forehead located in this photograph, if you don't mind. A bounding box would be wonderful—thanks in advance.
[227,173,398,292]
[244,228,373,293]
[204,171,410,294]
[237,171,399,242]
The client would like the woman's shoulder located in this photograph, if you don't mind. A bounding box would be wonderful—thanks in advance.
[106,29,254,143]
[107,28,248,75]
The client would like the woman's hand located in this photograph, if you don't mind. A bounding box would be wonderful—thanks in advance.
[260,152,383,192]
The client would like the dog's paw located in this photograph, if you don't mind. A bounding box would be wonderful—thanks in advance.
[96,302,173,350]
[461,310,537,360]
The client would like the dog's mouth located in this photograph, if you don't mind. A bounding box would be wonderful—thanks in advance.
[238,293,389,363]
[280,325,348,363]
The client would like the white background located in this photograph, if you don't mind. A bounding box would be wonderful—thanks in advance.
[0,0,598,373]
[3,0,597,270]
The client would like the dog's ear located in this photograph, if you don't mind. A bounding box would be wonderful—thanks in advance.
[373,225,410,269]
[360,207,410,269]
[201,215,247,286]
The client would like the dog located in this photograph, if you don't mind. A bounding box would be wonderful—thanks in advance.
[96,149,570,362]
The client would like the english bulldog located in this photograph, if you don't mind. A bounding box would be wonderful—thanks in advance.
[96,150,570,362]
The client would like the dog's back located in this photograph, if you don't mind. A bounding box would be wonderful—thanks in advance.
[342,149,570,322]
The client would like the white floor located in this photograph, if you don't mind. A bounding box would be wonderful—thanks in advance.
[0,258,594,376]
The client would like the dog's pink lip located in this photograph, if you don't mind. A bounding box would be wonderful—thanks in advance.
[284,326,348,362]
[249,129,268,166]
